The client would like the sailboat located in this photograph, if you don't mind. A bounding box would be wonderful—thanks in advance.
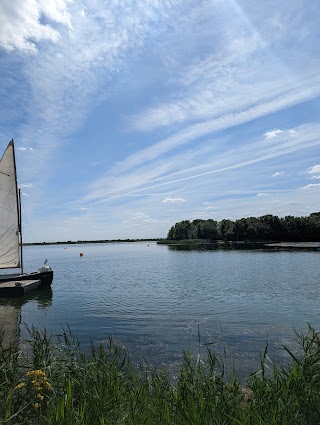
[0,140,53,293]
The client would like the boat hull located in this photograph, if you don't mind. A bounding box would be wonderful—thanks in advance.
[0,270,53,289]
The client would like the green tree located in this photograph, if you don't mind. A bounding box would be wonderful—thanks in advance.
[219,219,236,241]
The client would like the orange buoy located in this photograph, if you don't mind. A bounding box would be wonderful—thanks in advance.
[80,252,84,257]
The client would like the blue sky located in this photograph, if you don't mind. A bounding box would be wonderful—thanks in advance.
[0,0,319,242]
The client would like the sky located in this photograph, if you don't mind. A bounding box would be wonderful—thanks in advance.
[0,0,320,242]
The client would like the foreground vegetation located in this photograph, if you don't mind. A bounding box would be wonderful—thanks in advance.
[1,326,320,424]
[166,213,320,242]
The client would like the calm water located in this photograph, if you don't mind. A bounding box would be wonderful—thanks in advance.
[1,242,320,379]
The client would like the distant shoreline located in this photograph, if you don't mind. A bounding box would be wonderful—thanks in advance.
[23,238,320,251]
[24,239,161,246]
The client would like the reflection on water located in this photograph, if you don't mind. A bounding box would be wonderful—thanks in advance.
[0,304,19,348]
[168,244,218,251]
[18,287,53,309]
[0,288,53,348]
[0,287,53,309]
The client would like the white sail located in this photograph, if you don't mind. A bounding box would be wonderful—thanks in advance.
[0,141,20,269]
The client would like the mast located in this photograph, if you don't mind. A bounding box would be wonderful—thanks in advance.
[19,189,23,273]
[11,139,23,273]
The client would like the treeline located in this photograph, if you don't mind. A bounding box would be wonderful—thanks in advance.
[167,213,320,242]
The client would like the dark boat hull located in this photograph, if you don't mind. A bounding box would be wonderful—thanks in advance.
[0,270,53,288]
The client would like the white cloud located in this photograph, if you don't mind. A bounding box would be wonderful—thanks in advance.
[16,146,34,152]
[19,183,32,188]
[310,175,320,180]
[132,212,150,220]
[64,216,82,223]
[162,197,186,203]
[121,211,158,225]
[129,212,157,222]
[285,201,300,205]
[264,129,295,140]
[272,171,284,177]
[0,0,71,53]
[307,165,320,174]
[302,183,320,189]
[256,193,271,197]
[263,129,283,139]
[6,0,180,184]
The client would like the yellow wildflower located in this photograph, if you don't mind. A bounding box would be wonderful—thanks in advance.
[33,402,40,409]
[25,369,52,392]
[37,394,44,401]
[27,370,46,378]
[14,382,26,390]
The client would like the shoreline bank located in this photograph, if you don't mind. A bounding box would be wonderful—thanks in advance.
[157,239,320,251]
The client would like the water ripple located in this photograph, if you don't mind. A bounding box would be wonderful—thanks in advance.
[10,242,320,378]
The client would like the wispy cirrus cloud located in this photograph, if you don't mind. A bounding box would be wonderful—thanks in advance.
[83,122,320,205]
[1,1,183,183]
[17,146,34,151]
[63,216,83,223]
[272,171,284,177]
[122,212,158,225]
[162,197,186,203]
[118,80,320,175]
[129,0,320,137]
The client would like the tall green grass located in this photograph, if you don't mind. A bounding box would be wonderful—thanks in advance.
[1,325,320,424]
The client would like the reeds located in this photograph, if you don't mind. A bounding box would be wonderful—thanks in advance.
[1,325,320,424]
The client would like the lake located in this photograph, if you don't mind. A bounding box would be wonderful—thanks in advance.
[1,242,320,380]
